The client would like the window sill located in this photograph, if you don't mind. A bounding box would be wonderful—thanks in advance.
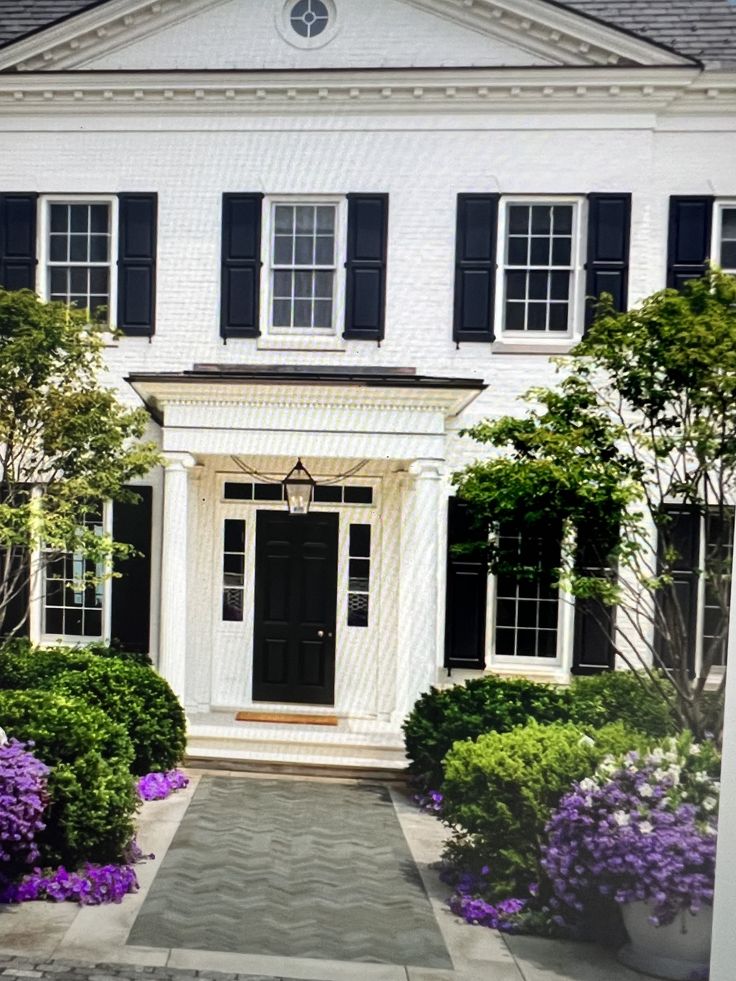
[257,335,346,353]
[491,341,577,355]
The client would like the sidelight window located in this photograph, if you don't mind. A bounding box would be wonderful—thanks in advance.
[222,519,246,622]
[347,524,371,627]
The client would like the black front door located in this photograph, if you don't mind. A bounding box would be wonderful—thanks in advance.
[253,510,339,705]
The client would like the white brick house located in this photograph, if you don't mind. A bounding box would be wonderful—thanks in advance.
[0,0,735,769]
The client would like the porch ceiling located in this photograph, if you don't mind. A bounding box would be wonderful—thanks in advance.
[126,364,486,462]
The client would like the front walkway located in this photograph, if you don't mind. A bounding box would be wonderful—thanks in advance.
[0,770,657,981]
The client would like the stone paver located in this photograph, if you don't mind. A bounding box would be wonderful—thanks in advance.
[128,777,450,969]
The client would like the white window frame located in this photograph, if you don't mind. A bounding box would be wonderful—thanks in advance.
[260,195,347,338]
[712,200,736,275]
[37,194,119,328]
[487,537,566,671]
[39,500,113,646]
[496,196,586,343]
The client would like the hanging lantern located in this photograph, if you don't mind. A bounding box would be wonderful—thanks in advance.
[283,459,316,516]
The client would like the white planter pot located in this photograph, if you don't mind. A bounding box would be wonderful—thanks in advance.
[618,901,712,980]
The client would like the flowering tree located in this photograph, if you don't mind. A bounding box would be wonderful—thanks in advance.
[455,270,736,741]
[0,290,160,638]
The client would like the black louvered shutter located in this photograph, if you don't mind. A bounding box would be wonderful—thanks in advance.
[585,193,631,330]
[655,506,699,675]
[572,525,618,675]
[117,193,157,336]
[221,193,263,339]
[453,194,499,344]
[0,194,38,291]
[344,193,389,341]
[111,487,153,654]
[667,196,714,290]
[444,497,487,670]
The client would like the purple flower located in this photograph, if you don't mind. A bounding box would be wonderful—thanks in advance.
[0,740,49,881]
[541,737,720,928]
[136,770,189,801]
[0,862,139,906]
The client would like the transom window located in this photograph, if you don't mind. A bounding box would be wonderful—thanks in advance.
[271,203,337,332]
[494,525,561,660]
[46,202,112,322]
[718,206,736,274]
[502,202,577,335]
[43,508,105,639]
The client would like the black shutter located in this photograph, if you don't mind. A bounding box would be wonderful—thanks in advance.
[453,194,499,344]
[111,487,153,654]
[117,193,157,336]
[344,193,389,341]
[572,526,618,675]
[221,193,263,339]
[585,193,631,330]
[0,194,38,292]
[444,497,487,670]
[667,196,714,290]
[655,506,699,675]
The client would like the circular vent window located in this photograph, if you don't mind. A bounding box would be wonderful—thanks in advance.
[290,0,330,39]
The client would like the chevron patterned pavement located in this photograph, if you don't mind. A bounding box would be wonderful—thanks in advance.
[127,777,452,968]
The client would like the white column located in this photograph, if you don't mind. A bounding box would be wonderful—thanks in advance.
[709,542,736,981]
[158,453,195,704]
[395,459,444,721]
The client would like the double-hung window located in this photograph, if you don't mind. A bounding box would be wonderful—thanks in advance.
[269,202,340,333]
[42,198,116,324]
[43,506,107,641]
[715,202,736,275]
[500,199,581,337]
[493,524,562,662]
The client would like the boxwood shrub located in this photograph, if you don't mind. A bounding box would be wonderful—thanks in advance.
[570,670,677,739]
[440,720,645,898]
[403,676,572,789]
[0,690,137,867]
[55,658,186,774]
[0,644,93,690]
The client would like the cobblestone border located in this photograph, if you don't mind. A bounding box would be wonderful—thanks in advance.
[0,956,306,981]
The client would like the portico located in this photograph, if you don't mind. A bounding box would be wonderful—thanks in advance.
[127,365,484,765]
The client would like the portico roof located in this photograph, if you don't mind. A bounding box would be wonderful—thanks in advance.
[126,365,487,461]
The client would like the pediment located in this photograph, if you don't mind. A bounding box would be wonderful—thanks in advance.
[0,0,693,74]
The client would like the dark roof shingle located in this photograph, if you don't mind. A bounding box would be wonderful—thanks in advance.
[559,0,736,68]
[0,0,734,68]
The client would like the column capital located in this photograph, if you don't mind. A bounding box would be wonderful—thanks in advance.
[162,452,198,473]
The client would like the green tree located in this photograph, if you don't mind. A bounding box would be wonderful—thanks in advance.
[0,290,160,637]
[455,269,736,741]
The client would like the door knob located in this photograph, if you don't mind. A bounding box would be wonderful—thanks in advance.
[317,630,325,638]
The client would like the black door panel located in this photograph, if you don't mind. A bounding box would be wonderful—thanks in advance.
[253,510,338,705]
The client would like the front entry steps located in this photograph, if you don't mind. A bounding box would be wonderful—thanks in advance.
[185,710,408,775]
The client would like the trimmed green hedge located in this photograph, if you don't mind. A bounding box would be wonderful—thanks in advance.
[403,676,572,789]
[441,721,644,898]
[0,643,186,774]
[0,689,137,866]
[570,670,677,739]
[403,671,678,791]
[55,658,186,775]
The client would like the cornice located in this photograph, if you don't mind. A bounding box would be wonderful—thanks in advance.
[0,0,691,74]
[0,67,708,116]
